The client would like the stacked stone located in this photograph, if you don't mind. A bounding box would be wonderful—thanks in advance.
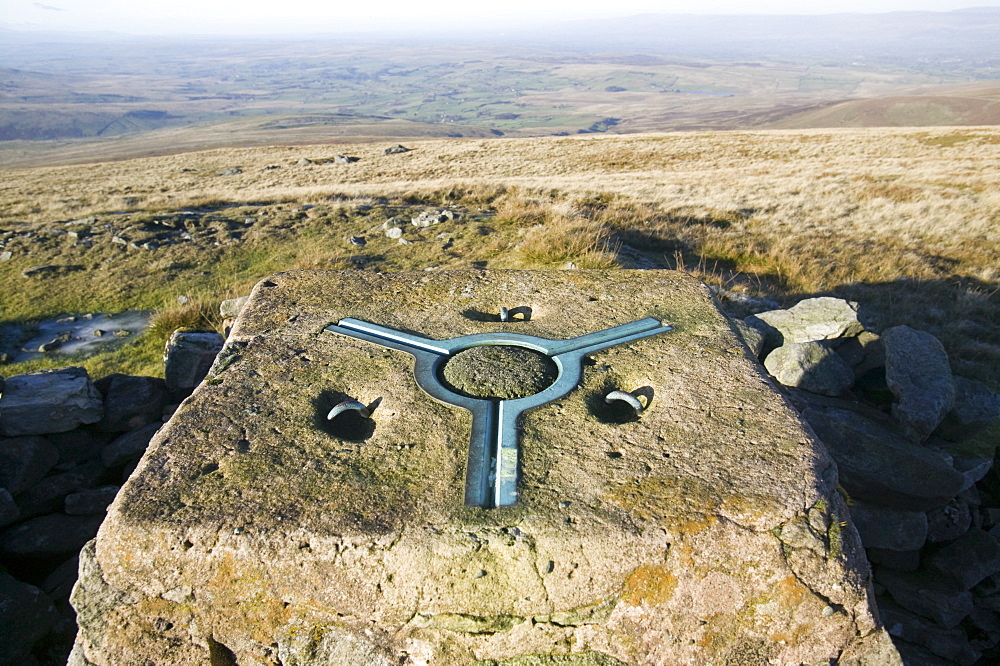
[0,328,224,664]
[739,297,1000,665]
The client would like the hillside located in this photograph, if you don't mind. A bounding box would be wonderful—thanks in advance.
[0,127,997,394]
[768,84,1000,129]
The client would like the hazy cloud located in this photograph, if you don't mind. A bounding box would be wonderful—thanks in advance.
[33,2,66,10]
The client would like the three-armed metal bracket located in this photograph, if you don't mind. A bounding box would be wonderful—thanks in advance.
[324,317,672,508]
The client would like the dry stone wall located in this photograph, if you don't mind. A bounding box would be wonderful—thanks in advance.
[737,295,1000,664]
[0,329,224,665]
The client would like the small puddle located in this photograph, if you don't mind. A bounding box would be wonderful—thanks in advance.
[4,311,152,363]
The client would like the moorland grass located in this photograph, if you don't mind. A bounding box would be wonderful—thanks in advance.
[0,127,997,388]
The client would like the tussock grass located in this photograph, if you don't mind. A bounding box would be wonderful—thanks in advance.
[148,298,222,341]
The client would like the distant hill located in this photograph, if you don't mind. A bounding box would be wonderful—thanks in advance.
[530,8,1000,62]
[765,84,1000,129]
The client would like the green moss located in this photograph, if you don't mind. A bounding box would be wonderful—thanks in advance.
[415,612,526,634]
[535,597,618,627]
[828,512,844,560]
[475,654,628,666]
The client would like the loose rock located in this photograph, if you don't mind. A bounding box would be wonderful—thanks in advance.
[883,325,955,442]
[925,529,1000,589]
[65,486,120,516]
[764,340,855,396]
[383,144,410,154]
[0,571,57,664]
[879,597,980,665]
[95,374,167,433]
[926,497,974,543]
[14,461,107,519]
[163,329,224,392]
[849,501,928,551]
[0,367,103,436]
[878,567,973,628]
[936,376,1000,441]
[219,296,249,319]
[101,422,161,468]
[746,297,864,347]
[0,488,19,527]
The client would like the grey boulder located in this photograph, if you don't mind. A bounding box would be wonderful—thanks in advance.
[746,297,864,347]
[883,325,955,442]
[763,341,854,396]
[0,367,103,436]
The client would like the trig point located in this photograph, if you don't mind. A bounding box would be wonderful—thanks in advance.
[71,270,899,665]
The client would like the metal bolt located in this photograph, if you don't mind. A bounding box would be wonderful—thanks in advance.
[327,398,372,420]
[499,306,531,322]
[605,389,647,415]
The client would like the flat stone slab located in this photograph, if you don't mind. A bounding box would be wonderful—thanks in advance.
[72,270,898,665]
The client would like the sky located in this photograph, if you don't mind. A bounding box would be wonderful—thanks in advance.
[1,0,992,35]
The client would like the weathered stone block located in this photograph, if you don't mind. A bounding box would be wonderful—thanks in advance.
[163,329,224,392]
[0,367,103,436]
[71,270,898,665]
